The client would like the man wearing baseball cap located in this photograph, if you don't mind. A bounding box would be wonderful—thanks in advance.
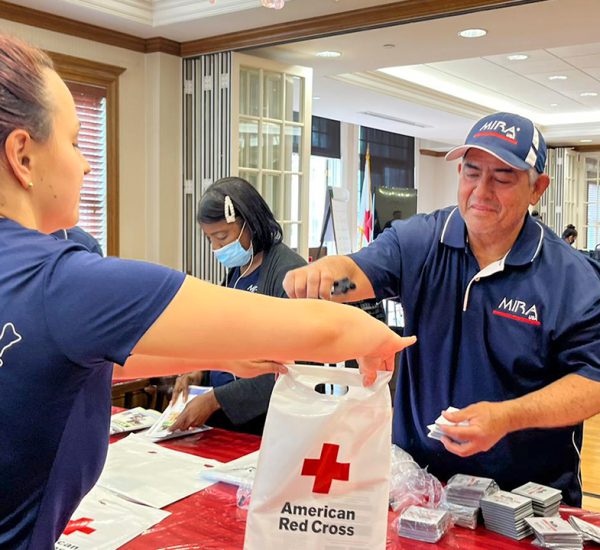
[284,112,600,505]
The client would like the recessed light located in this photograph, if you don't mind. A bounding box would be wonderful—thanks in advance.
[458,28,487,38]
[316,50,341,58]
[580,91,598,97]
[550,103,558,107]
[507,54,528,61]
[548,75,567,80]
[580,139,593,143]
[313,96,321,100]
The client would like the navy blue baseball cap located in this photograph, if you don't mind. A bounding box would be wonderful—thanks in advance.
[446,112,547,174]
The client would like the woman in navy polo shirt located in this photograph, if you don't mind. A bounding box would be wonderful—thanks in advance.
[0,36,416,549]
[170,177,307,435]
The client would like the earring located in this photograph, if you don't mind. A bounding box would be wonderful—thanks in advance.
[27,181,34,189]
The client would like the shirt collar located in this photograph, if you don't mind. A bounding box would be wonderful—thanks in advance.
[440,207,544,266]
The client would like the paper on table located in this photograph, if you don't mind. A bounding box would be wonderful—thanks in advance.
[201,450,259,488]
[109,407,161,435]
[96,435,221,508]
[55,486,170,550]
[143,386,212,441]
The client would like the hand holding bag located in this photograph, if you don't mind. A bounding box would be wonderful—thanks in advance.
[244,364,392,550]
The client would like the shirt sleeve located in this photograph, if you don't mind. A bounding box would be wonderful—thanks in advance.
[348,224,406,301]
[43,250,185,366]
[555,293,600,383]
[213,374,276,425]
[348,214,443,302]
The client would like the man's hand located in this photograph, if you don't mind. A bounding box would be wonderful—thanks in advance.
[358,335,417,386]
[283,263,336,300]
[437,401,512,457]
[169,391,220,431]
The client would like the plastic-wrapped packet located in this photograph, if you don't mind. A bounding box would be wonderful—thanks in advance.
[440,501,479,529]
[445,473,499,508]
[397,505,453,543]
[236,481,252,510]
[389,445,444,513]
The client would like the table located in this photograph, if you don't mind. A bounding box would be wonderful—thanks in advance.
[111,421,599,549]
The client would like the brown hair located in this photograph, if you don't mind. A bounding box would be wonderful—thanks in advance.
[0,35,54,149]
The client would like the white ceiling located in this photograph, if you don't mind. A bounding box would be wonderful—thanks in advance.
[246,0,600,147]
[12,0,600,147]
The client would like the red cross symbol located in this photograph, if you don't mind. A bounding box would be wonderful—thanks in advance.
[63,517,96,536]
[301,443,350,494]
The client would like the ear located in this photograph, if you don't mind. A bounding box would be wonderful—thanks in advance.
[3,129,34,190]
[530,173,550,205]
[458,162,463,176]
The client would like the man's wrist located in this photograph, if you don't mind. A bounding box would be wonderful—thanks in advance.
[497,399,524,435]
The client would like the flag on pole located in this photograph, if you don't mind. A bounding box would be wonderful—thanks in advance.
[358,146,373,248]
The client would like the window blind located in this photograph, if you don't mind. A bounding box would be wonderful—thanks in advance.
[66,81,107,254]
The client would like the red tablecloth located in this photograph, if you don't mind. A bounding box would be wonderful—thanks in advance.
[110,411,598,550]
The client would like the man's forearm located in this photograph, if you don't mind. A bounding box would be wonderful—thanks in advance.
[503,373,600,433]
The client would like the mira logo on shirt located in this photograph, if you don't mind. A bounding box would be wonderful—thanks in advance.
[493,297,540,326]
[475,120,520,144]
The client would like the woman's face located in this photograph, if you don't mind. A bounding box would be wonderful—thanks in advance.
[29,69,91,233]
[200,218,252,251]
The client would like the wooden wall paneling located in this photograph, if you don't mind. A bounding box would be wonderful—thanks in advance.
[180,0,548,56]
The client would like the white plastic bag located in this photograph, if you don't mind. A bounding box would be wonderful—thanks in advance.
[244,364,392,550]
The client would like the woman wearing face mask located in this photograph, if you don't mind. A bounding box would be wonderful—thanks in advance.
[170,177,306,434]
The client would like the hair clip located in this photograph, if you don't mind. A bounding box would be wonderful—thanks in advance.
[224,195,236,223]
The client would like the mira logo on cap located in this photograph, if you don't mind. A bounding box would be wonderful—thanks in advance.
[445,112,547,174]
[475,120,521,143]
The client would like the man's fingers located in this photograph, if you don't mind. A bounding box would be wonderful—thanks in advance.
[294,273,308,299]
[442,408,469,423]
[306,271,322,300]
[439,424,478,440]
[440,436,475,457]
[282,272,296,298]
[319,274,334,301]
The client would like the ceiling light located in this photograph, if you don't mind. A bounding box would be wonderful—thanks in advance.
[580,92,598,97]
[458,28,487,38]
[260,0,286,7]
[548,75,567,80]
[507,54,528,61]
[313,96,320,100]
[580,139,593,143]
[316,50,342,58]
[550,103,558,107]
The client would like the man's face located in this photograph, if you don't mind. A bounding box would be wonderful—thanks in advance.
[457,149,547,243]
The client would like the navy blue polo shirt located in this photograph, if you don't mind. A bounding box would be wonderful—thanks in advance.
[350,206,600,505]
[0,219,185,549]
